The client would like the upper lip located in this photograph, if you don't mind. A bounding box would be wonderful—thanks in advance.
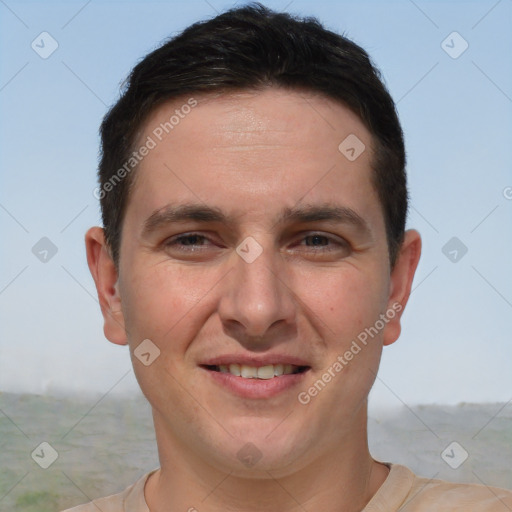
[200,354,311,368]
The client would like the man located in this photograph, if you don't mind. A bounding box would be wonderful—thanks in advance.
[65,3,512,511]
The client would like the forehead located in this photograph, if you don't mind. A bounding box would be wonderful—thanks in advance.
[138,88,370,158]
[126,88,383,231]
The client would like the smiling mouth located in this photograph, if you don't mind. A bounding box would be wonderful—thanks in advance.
[202,364,310,379]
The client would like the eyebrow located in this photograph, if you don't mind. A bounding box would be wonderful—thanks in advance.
[142,202,372,237]
[279,204,371,235]
[142,204,226,236]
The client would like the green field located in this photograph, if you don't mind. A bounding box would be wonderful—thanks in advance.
[0,392,510,511]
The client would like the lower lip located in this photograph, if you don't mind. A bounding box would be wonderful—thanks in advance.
[202,367,310,399]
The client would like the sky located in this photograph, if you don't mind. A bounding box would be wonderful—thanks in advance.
[0,0,511,409]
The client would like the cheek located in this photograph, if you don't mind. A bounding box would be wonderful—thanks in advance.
[295,268,389,417]
[297,264,388,341]
[119,263,219,413]
[120,262,218,349]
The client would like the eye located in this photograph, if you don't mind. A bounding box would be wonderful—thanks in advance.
[164,232,212,252]
[299,233,347,249]
[161,231,227,262]
[303,234,330,247]
[173,234,207,246]
[290,231,351,259]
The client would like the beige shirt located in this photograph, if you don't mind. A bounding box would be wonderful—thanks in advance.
[62,464,512,511]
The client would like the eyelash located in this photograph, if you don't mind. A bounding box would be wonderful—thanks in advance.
[164,232,348,252]
[299,234,344,249]
[162,233,212,254]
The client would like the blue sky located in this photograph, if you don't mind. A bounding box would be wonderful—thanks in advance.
[0,0,511,408]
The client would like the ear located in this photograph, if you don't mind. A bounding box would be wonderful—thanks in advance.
[382,229,421,346]
[85,226,127,345]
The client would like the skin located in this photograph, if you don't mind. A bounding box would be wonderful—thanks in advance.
[86,88,421,512]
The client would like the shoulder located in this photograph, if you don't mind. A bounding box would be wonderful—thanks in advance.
[60,471,153,512]
[397,465,512,511]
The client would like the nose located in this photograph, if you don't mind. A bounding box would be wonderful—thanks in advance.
[217,240,296,342]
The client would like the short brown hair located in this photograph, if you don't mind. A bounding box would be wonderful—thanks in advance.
[97,3,408,267]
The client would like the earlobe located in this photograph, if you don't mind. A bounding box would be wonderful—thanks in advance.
[382,229,422,346]
[85,227,128,345]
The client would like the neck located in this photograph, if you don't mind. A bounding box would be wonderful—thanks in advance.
[146,406,389,512]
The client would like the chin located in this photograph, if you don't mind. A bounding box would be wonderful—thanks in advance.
[212,421,314,476]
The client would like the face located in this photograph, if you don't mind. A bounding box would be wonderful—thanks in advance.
[87,88,420,477]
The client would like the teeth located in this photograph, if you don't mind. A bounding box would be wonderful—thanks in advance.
[229,363,241,376]
[273,364,284,376]
[216,363,302,379]
[257,365,274,380]
[240,365,258,378]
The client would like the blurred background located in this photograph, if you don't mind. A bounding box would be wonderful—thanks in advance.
[1,0,511,510]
